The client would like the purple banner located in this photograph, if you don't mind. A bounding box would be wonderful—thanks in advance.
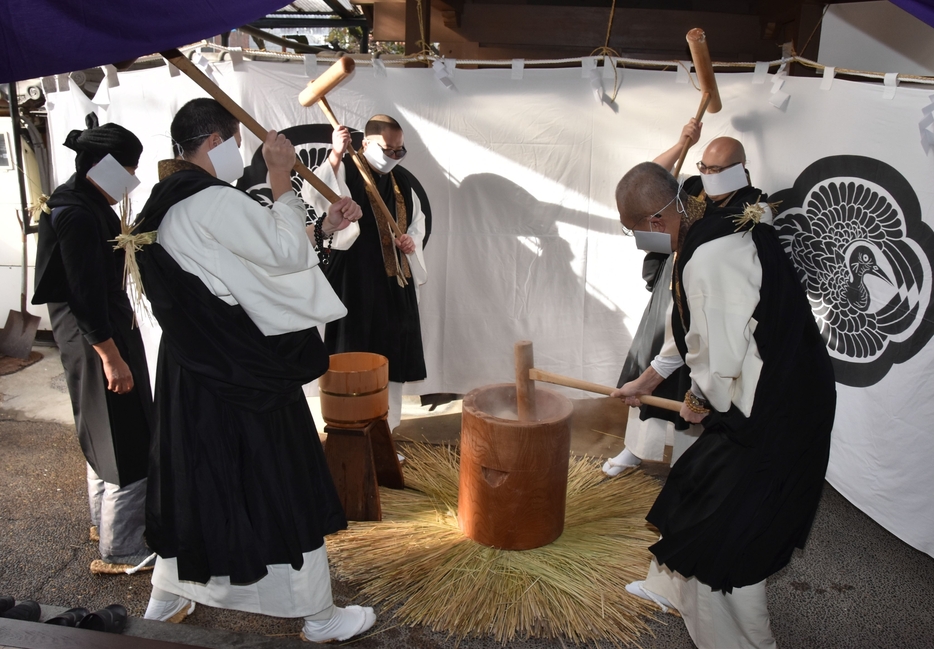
[0,0,287,83]
[889,0,934,27]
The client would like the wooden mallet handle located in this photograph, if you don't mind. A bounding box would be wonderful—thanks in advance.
[317,98,405,239]
[672,29,723,178]
[298,56,355,107]
[686,28,722,114]
[673,92,712,178]
[160,49,340,204]
[528,368,683,413]
[298,58,405,242]
[515,341,537,420]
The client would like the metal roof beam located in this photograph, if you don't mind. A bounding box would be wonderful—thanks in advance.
[238,24,339,53]
[249,16,367,29]
[321,0,357,21]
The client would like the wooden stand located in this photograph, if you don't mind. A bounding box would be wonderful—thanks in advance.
[324,417,404,521]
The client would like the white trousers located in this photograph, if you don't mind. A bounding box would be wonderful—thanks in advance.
[644,559,777,649]
[388,381,403,431]
[151,545,333,618]
[625,413,702,465]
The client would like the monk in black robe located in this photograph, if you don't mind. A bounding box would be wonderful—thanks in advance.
[33,116,153,573]
[616,162,835,648]
[609,123,771,473]
[310,115,431,432]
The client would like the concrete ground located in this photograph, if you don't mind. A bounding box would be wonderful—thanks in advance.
[2,348,933,648]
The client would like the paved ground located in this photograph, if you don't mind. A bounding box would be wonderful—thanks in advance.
[2,349,933,648]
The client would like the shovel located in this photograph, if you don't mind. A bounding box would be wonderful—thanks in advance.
[0,210,40,359]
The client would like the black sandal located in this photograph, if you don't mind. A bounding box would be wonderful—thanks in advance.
[77,604,127,634]
[0,600,41,622]
[45,607,91,627]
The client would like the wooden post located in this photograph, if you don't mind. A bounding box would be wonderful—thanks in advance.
[405,0,430,61]
[514,340,537,421]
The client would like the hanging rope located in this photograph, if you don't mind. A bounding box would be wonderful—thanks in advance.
[162,39,934,87]
[603,0,617,50]
[396,0,436,65]
[590,0,623,102]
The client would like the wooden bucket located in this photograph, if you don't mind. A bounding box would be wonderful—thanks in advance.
[319,352,389,429]
[458,383,573,550]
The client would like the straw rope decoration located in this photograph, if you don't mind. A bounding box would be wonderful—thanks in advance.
[30,194,51,221]
[326,443,666,646]
[112,193,155,326]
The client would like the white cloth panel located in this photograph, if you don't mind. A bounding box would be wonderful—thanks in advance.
[44,60,934,559]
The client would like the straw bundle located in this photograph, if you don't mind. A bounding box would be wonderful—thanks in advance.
[326,443,665,646]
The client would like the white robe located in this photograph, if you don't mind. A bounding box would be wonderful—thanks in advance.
[643,230,774,649]
[625,299,700,464]
[157,186,346,336]
[151,548,332,618]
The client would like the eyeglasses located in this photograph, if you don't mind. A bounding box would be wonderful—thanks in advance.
[621,193,678,235]
[696,160,742,174]
[378,144,407,159]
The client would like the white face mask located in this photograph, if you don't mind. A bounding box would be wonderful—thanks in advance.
[362,141,400,174]
[86,154,140,201]
[634,230,672,254]
[700,162,748,197]
[207,135,244,184]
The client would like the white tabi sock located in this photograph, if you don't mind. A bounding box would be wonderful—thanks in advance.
[302,605,376,643]
[603,448,642,476]
[144,587,195,622]
[625,580,673,613]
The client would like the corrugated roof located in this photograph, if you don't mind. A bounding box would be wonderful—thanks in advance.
[271,0,360,16]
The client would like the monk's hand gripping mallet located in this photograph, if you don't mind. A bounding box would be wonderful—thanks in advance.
[516,341,684,413]
[298,58,405,241]
[160,49,341,205]
[672,28,723,178]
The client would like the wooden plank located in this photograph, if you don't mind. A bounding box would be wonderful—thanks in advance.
[375,4,772,61]
[0,618,199,649]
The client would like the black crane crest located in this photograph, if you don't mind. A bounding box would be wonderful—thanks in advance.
[772,155,934,387]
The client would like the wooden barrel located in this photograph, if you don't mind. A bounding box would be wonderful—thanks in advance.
[319,353,389,429]
[458,383,573,550]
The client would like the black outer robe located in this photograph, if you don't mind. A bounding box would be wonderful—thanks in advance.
[32,175,152,487]
[135,164,346,585]
[324,158,430,383]
[646,202,836,593]
[618,177,767,428]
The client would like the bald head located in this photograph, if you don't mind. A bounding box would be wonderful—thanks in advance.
[616,162,680,230]
[700,137,745,171]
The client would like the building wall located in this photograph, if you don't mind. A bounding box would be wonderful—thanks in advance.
[1,115,51,331]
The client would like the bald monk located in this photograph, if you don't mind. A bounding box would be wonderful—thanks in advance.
[606,119,771,475]
[614,160,833,649]
[654,118,759,208]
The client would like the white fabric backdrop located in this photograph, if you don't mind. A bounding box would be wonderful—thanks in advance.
[44,59,934,558]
